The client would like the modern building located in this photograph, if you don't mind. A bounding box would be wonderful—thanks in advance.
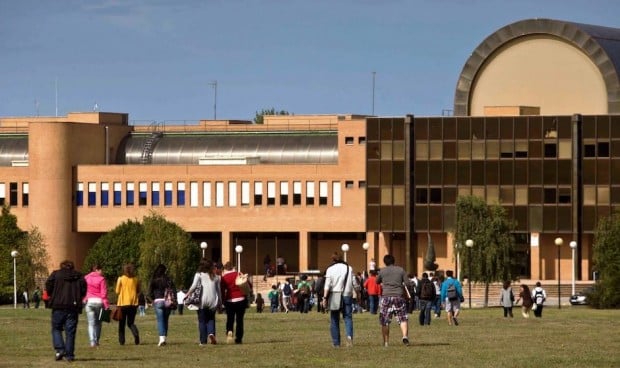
[1,18,619,282]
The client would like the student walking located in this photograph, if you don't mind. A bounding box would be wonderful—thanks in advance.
[83,264,110,347]
[185,259,221,346]
[499,280,514,318]
[322,252,354,347]
[149,264,176,346]
[532,282,547,318]
[376,254,410,347]
[115,263,140,346]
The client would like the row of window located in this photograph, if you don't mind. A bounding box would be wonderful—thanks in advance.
[75,180,361,208]
[415,140,613,161]
[0,182,28,207]
[415,185,616,205]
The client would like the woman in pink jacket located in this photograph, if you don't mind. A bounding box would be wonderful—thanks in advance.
[83,264,110,347]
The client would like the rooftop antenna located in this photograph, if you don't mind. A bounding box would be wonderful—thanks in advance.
[208,80,218,120]
[372,71,376,115]
[93,102,99,112]
[55,77,58,117]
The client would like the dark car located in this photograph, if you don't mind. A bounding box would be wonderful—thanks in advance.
[570,286,594,305]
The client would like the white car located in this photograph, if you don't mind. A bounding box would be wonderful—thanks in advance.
[569,287,594,305]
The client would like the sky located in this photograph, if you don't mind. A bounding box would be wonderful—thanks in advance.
[1,0,619,124]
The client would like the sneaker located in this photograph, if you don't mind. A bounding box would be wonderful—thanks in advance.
[453,317,459,326]
[402,337,410,346]
[383,342,389,348]
[226,331,233,344]
[158,341,166,347]
[209,334,217,345]
[345,336,353,347]
[55,352,64,361]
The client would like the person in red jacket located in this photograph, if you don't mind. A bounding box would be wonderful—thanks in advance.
[220,262,251,344]
[363,270,382,314]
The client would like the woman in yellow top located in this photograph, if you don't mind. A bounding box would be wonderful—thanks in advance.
[115,263,140,345]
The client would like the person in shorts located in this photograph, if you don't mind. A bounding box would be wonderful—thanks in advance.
[376,254,410,347]
[440,270,463,326]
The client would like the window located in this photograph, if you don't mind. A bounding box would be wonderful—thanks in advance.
[515,187,528,205]
[598,142,610,157]
[254,182,263,206]
[164,182,173,206]
[416,188,428,204]
[345,136,354,145]
[228,182,237,207]
[177,182,186,206]
[358,137,366,144]
[190,182,198,207]
[113,182,122,206]
[558,188,571,203]
[216,182,224,207]
[583,186,595,205]
[345,180,354,189]
[100,182,109,206]
[88,182,96,206]
[333,182,341,207]
[544,188,556,203]
[76,182,83,206]
[139,182,147,206]
[127,182,135,206]
[306,182,315,205]
[22,182,29,207]
[203,182,212,207]
[241,181,250,206]
[319,181,328,205]
[458,141,471,159]
[429,188,442,204]
[416,142,428,160]
[267,181,276,206]
[9,182,17,206]
[544,143,557,158]
[293,181,302,205]
[515,141,528,158]
[598,186,610,204]
[500,141,513,158]
[151,182,160,206]
[584,144,596,157]
[280,181,289,205]
[558,141,571,159]
[358,181,366,188]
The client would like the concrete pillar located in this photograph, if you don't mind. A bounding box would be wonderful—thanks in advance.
[221,230,231,264]
[530,232,541,281]
[299,231,309,271]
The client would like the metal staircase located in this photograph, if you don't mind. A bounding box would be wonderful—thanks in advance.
[140,123,164,164]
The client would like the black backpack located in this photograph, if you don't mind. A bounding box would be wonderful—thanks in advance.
[447,283,459,301]
[420,280,435,300]
[283,283,292,296]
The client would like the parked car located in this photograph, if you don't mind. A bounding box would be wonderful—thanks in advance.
[570,287,594,305]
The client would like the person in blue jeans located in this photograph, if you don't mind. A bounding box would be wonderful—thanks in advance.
[45,260,86,362]
[149,264,176,346]
[322,252,354,347]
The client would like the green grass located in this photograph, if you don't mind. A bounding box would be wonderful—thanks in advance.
[1,306,619,368]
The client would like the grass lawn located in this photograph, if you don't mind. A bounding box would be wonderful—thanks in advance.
[1,305,619,368]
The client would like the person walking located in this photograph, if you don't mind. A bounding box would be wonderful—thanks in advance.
[83,264,110,347]
[22,290,30,308]
[221,261,251,344]
[376,254,410,347]
[532,282,547,318]
[149,264,176,346]
[176,289,186,315]
[296,274,312,313]
[185,259,221,346]
[138,292,147,316]
[32,286,42,309]
[45,260,86,362]
[321,251,354,348]
[431,274,442,319]
[515,284,534,318]
[440,270,463,326]
[268,284,279,313]
[417,272,435,325]
[363,270,382,315]
[499,280,514,318]
[115,263,140,346]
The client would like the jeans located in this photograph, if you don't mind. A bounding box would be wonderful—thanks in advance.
[225,299,247,343]
[197,308,217,344]
[85,300,103,346]
[51,309,78,360]
[418,299,433,325]
[154,301,171,336]
[329,296,353,346]
[368,295,379,314]
[432,296,442,317]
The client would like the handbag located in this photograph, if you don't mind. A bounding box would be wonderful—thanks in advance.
[99,308,111,323]
[164,287,177,309]
[185,277,202,311]
[111,307,122,321]
[235,272,251,296]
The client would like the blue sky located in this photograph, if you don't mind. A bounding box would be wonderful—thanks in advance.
[1,0,619,123]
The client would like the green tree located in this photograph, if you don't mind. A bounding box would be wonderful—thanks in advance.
[456,195,516,306]
[83,219,143,289]
[17,227,49,292]
[591,211,620,308]
[254,108,290,124]
[0,206,26,301]
[138,212,200,292]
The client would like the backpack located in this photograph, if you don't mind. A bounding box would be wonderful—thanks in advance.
[447,283,459,301]
[420,280,435,300]
[299,283,310,296]
[164,287,177,309]
[283,283,292,296]
[534,290,545,305]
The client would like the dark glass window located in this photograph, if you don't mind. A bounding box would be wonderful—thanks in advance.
[598,142,610,157]
[558,188,571,203]
[416,188,428,204]
[345,136,354,145]
[544,143,557,158]
[429,188,442,204]
[584,144,596,157]
[127,189,134,206]
[544,188,556,203]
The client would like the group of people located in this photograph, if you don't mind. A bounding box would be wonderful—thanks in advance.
[44,258,252,362]
[502,280,548,318]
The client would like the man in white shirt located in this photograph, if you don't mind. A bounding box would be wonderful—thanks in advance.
[322,252,354,348]
[176,289,186,315]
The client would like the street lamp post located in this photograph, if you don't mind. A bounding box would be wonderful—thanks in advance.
[362,242,369,271]
[465,239,474,309]
[200,241,208,258]
[11,250,18,309]
[235,245,244,273]
[341,243,350,263]
[555,237,563,309]
[569,241,578,296]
